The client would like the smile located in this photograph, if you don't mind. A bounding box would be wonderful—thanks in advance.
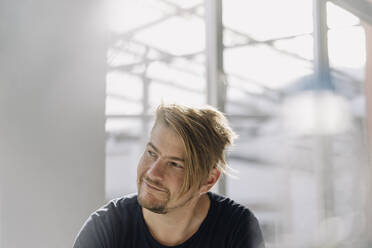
[144,181,167,193]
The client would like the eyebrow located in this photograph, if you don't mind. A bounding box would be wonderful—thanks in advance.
[147,142,185,162]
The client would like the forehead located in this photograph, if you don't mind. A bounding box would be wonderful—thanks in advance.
[150,123,185,158]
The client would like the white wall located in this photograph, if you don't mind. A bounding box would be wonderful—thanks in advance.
[364,21,372,243]
[0,0,106,247]
[106,139,141,200]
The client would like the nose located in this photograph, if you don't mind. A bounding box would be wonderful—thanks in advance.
[146,158,165,180]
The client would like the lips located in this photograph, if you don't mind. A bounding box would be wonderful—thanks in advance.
[143,180,167,193]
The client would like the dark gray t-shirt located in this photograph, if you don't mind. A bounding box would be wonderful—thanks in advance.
[73,192,265,248]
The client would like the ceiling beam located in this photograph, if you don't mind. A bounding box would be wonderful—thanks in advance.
[330,0,372,24]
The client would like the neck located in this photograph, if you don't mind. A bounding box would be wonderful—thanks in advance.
[142,193,210,246]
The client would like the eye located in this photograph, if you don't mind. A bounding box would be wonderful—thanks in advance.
[168,161,184,169]
[147,150,156,157]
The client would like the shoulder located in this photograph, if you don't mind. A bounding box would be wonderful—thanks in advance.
[208,192,255,220]
[208,192,265,248]
[73,194,139,248]
[102,193,138,212]
[92,193,138,221]
[79,193,139,232]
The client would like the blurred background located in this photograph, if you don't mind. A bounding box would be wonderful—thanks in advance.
[1,0,372,247]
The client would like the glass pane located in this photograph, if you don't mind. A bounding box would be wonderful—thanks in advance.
[106,0,206,200]
[223,0,313,41]
[328,26,366,80]
[224,45,313,90]
[105,72,143,115]
[134,16,205,55]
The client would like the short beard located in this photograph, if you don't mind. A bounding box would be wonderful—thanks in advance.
[137,176,199,214]
[137,176,170,214]
[137,193,170,214]
[142,203,168,214]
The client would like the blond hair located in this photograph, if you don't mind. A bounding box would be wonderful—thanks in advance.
[153,104,236,194]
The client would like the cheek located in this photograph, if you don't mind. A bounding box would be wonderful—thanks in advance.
[137,155,148,177]
[168,173,185,192]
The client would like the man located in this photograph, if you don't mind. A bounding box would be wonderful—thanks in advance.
[73,104,265,248]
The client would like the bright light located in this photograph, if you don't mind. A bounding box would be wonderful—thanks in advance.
[224,45,313,89]
[327,2,360,29]
[223,0,313,41]
[134,16,205,55]
[328,27,366,69]
[281,91,352,136]
[107,0,168,33]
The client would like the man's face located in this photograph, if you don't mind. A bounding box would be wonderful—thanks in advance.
[137,122,199,214]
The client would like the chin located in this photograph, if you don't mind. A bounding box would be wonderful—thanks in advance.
[137,193,168,214]
[145,206,168,214]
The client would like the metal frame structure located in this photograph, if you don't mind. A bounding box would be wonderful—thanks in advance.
[313,0,331,88]
[330,0,372,24]
[205,0,227,194]
[106,0,369,200]
[106,0,367,119]
[104,1,371,245]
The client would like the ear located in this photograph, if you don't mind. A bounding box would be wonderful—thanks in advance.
[199,168,221,194]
